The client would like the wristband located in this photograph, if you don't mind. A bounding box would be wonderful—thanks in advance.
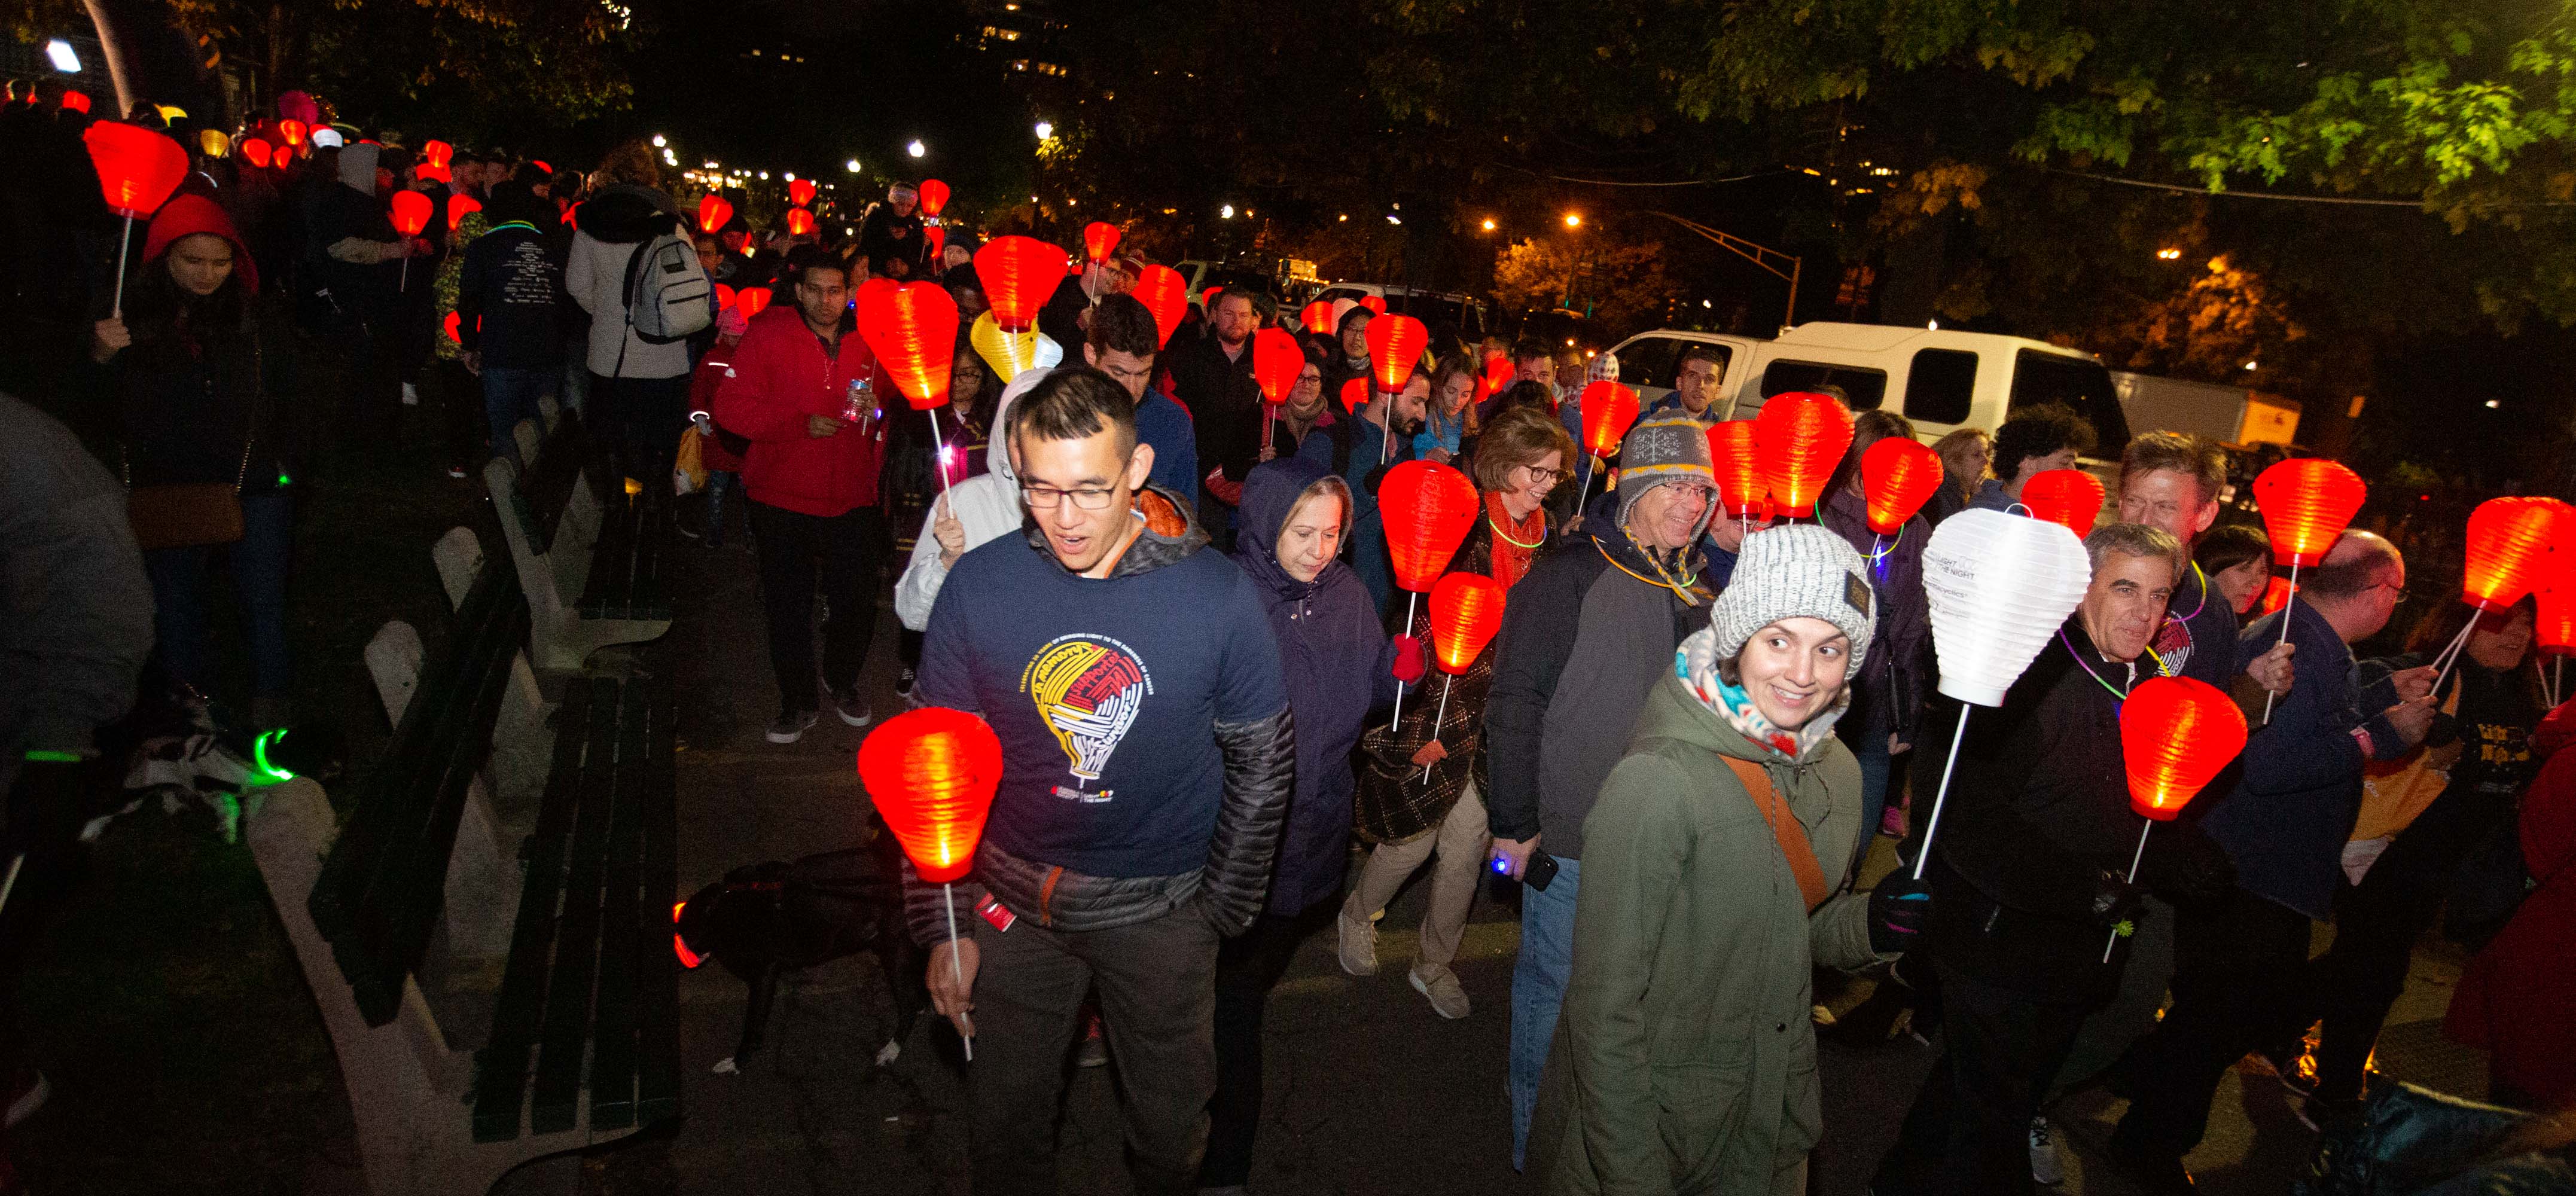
[2349,726,2374,759]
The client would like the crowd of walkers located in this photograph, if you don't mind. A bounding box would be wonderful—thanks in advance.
[4,83,2575,1196]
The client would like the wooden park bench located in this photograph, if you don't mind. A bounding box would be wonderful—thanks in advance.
[243,527,679,1195]
[482,409,672,672]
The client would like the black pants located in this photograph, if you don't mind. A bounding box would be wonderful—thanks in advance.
[590,371,691,499]
[748,501,885,715]
[1200,901,1336,1188]
[2113,886,2315,1160]
[1873,962,2095,1196]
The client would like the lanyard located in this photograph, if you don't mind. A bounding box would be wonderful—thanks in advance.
[2060,627,2142,708]
[1596,539,1700,601]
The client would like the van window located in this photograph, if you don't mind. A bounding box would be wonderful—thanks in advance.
[1760,359,1888,410]
[1904,349,1978,426]
[1318,286,1368,307]
[1616,337,1684,389]
[2010,351,2132,455]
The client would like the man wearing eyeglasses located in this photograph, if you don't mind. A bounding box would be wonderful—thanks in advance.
[910,367,1294,1196]
[2109,530,2437,1194]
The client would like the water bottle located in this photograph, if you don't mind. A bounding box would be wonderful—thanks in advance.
[844,375,877,428]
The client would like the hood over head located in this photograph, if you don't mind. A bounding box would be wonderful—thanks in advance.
[335,142,379,195]
[144,193,258,294]
[1234,457,1356,600]
[987,365,1053,483]
[573,182,681,245]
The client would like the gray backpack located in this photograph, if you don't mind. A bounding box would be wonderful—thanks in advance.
[619,227,712,344]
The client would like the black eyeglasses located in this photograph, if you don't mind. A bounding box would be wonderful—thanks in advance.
[1023,485,1121,511]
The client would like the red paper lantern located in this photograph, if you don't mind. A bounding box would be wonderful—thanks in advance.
[785,208,816,237]
[2463,496,2576,612]
[442,310,461,343]
[974,235,1065,334]
[277,118,307,148]
[1251,328,1303,404]
[445,193,480,232]
[925,225,947,259]
[1860,437,1945,535]
[1359,295,1386,315]
[59,89,89,114]
[917,179,949,216]
[1366,314,1428,393]
[857,707,1003,884]
[1380,460,1480,593]
[532,159,551,175]
[698,194,733,234]
[389,189,433,237]
[736,286,774,319]
[1340,377,1370,413]
[2121,676,2248,820]
[713,283,737,311]
[855,281,960,411]
[416,139,452,183]
[2252,457,2367,568]
[788,178,816,208]
[1083,221,1121,263]
[2537,551,2575,655]
[2260,575,2296,615]
[2020,469,2105,535]
[559,203,578,228]
[1706,420,1766,517]
[1131,264,1185,349]
[1483,353,1516,402]
[83,122,190,220]
[1751,392,1854,518]
[1427,572,1507,673]
[1298,300,1333,334]
[1578,380,1640,462]
[240,137,273,169]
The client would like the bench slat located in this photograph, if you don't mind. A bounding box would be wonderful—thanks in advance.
[634,682,681,1127]
[575,493,638,618]
[528,679,623,1134]
[585,684,652,1128]
[470,677,599,1142]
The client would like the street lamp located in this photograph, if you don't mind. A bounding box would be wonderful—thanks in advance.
[846,158,862,173]
[1481,218,1496,232]
[1221,204,1236,219]
[1034,121,1053,139]
[1564,213,1582,228]
[44,39,79,72]
[651,133,666,148]
[2156,247,2182,260]
[907,139,926,158]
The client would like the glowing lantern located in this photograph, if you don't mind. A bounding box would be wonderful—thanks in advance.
[854,281,959,411]
[277,118,307,148]
[969,311,1062,380]
[1427,572,1506,674]
[925,225,946,259]
[974,235,1065,334]
[1300,300,1334,334]
[2020,469,2105,535]
[713,283,736,311]
[198,129,230,158]
[2121,676,2248,820]
[698,194,733,234]
[241,138,273,169]
[1359,294,1386,315]
[1083,221,1121,263]
[859,706,1001,883]
[788,178,816,207]
[559,203,578,228]
[445,192,480,232]
[60,89,89,114]
[1752,392,1853,518]
[386,190,431,237]
[2252,457,2367,569]
[532,160,551,174]
[1200,285,1223,309]
[917,178,949,216]
[2260,575,2296,615]
[1365,314,1428,393]
[735,286,773,319]
[1481,353,1516,402]
[1381,460,1480,594]
[418,139,452,183]
[1706,420,1766,517]
[1857,437,1944,535]
[443,310,462,343]
[1577,380,1639,462]
[785,208,816,237]
[2540,547,2576,657]
[85,121,189,219]
[1251,328,1303,404]
[2462,496,2573,612]
[1130,264,1185,349]
[1340,377,1370,413]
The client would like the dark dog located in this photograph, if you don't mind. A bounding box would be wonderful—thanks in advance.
[674,830,930,1072]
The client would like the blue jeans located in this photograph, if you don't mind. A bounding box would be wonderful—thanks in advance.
[480,366,551,471]
[1511,854,1580,1170]
[145,490,294,701]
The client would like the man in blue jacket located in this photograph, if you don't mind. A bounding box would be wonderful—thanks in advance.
[455,182,562,472]
[2109,530,2435,1193]
[1083,293,1198,505]
[911,368,1295,1196]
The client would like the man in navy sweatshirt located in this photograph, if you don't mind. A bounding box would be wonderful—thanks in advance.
[455,181,562,472]
[910,367,1295,1196]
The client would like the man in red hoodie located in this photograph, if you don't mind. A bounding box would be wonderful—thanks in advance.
[714,245,890,743]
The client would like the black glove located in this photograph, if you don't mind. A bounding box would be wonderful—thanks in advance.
[2136,821,2237,908]
[1868,874,1932,955]
[2089,869,2146,929]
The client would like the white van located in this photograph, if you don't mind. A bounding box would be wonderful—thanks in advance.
[1609,322,2133,453]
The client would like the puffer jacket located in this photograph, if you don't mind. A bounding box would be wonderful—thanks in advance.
[711,304,887,518]
[1529,669,1884,1195]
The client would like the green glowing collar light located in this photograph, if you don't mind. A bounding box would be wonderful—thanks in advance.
[251,728,296,783]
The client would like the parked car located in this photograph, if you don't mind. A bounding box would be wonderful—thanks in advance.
[1310,282,1491,348]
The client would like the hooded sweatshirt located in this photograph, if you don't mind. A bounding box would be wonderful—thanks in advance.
[2447,700,2576,1108]
[906,483,1295,941]
[1233,458,1399,916]
[895,367,1045,630]
[565,182,701,380]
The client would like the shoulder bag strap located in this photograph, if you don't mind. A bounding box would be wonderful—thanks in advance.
[1719,755,1828,911]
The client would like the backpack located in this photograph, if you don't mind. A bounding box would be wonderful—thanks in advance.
[618,225,712,345]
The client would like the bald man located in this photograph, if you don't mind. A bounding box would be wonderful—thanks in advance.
[2108,530,2438,1192]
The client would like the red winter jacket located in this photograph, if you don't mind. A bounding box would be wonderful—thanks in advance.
[2447,698,2576,1109]
[713,306,888,517]
[687,339,745,474]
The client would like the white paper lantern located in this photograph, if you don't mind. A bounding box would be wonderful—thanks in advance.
[1920,507,2094,707]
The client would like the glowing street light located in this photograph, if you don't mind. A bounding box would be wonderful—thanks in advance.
[907,139,926,158]
[44,39,80,72]
[784,171,796,182]
[1034,121,1054,139]
[1564,213,1583,228]
[2156,247,2182,260]
[1220,204,1236,219]
[1481,218,1496,231]
[846,158,862,173]
[651,133,666,148]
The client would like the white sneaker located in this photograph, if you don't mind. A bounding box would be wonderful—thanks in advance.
[2029,1114,2066,1186]
[1336,903,1378,976]
[400,382,420,406]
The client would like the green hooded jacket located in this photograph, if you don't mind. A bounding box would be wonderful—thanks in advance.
[1531,672,1887,1195]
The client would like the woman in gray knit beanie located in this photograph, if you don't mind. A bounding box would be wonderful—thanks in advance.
[1528,524,1931,1194]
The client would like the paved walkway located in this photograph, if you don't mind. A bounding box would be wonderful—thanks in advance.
[505,529,2498,1195]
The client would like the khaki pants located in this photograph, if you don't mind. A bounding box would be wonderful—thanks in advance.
[1344,781,1487,969]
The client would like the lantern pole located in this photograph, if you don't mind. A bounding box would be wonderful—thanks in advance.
[0,852,22,918]
[1909,708,1974,881]
[2104,821,2154,962]
[1420,674,1455,782]
[943,881,973,1061]
[2428,614,2480,695]
[1388,591,1421,729]
[2261,559,2302,724]
[928,408,953,497]
[109,215,135,319]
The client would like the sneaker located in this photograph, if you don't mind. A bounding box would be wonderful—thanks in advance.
[445,463,468,480]
[830,688,873,728]
[895,667,918,703]
[4,1068,46,1128]
[2029,1115,2066,1186]
[1409,963,1471,1019]
[1336,902,1378,977]
[765,709,819,744]
[1074,1012,1109,1068]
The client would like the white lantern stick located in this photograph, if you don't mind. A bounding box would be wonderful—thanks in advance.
[2104,821,2154,962]
[1909,707,1973,881]
[2261,559,2303,724]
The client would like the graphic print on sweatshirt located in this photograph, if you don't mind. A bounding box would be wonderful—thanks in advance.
[1020,633,1155,802]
